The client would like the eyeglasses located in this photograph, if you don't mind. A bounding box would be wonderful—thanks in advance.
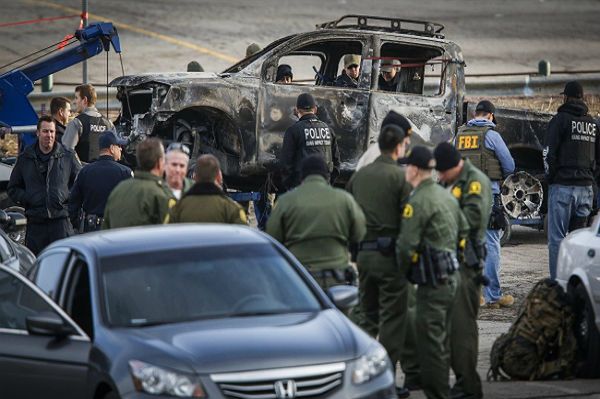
[166,142,191,157]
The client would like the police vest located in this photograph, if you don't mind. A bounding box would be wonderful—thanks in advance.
[557,116,597,171]
[299,119,334,172]
[455,125,503,181]
[76,113,112,162]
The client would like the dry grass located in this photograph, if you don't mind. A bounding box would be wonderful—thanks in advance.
[468,95,600,116]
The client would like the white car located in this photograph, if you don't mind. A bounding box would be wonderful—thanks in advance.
[556,215,600,377]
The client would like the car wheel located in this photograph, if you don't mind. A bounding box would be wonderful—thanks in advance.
[4,206,25,245]
[573,284,600,377]
[499,213,512,247]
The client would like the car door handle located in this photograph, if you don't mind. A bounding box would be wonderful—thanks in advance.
[588,249,595,258]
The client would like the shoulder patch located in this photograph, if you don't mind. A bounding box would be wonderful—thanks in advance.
[239,209,247,224]
[168,198,177,209]
[452,185,462,200]
[403,204,414,219]
[468,181,482,195]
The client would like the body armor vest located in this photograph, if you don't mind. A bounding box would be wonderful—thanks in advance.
[76,113,112,162]
[455,125,503,181]
[557,116,596,170]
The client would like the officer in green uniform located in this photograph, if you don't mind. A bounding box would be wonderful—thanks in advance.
[434,142,492,399]
[346,111,417,398]
[103,138,176,229]
[267,155,366,289]
[170,154,247,224]
[396,146,468,399]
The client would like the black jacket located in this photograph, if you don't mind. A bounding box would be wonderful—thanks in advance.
[8,142,81,221]
[544,100,600,186]
[334,73,358,88]
[378,74,401,92]
[280,114,341,189]
[53,119,66,143]
[69,155,133,220]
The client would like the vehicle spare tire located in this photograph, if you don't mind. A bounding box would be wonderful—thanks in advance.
[573,284,600,378]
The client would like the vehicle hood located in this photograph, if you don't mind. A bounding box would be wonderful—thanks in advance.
[116,310,368,374]
[110,72,227,87]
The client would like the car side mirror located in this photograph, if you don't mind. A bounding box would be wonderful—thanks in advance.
[26,311,75,337]
[326,285,359,311]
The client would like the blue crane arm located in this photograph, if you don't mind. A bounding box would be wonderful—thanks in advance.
[0,22,121,129]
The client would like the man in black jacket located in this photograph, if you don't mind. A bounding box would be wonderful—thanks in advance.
[279,93,340,190]
[544,81,600,279]
[8,115,81,254]
[69,131,132,232]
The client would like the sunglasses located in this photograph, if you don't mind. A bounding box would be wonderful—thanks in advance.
[166,142,191,157]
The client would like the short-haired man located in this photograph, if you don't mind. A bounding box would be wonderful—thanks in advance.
[346,111,417,398]
[62,83,114,163]
[280,93,340,189]
[378,59,401,92]
[455,99,515,308]
[8,115,81,254]
[545,81,600,279]
[69,131,133,233]
[103,138,175,229]
[169,154,247,224]
[276,64,293,84]
[50,96,71,142]
[396,146,467,399]
[164,143,194,199]
[267,155,366,289]
[434,142,492,399]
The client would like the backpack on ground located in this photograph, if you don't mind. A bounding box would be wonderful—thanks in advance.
[487,278,578,381]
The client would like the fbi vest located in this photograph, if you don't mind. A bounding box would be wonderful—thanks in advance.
[76,113,112,162]
[455,125,503,181]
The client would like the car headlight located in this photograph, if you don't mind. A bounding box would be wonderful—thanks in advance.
[351,344,391,385]
[129,360,206,397]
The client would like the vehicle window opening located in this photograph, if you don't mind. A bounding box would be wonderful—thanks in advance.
[32,251,70,299]
[65,261,93,338]
[269,40,364,87]
[378,42,444,96]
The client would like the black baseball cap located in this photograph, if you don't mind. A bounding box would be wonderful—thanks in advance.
[561,81,583,98]
[434,142,462,171]
[398,145,435,169]
[301,155,329,180]
[296,93,316,110]
[475,100,497,124]
[381,110,412,137]
[276,64,293,82]
[99,131,127,149]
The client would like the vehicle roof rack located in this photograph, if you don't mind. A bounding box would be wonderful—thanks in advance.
[316,15,445,39]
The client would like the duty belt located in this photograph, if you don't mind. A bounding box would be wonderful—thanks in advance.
[80,213,103,233]
[358,237,395,257]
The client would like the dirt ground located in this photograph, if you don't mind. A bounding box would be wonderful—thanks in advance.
[479,225,548,323]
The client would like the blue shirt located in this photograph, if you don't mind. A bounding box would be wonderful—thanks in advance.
[467,118,515,194]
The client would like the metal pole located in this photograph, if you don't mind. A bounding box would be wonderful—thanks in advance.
[82,0,88,84]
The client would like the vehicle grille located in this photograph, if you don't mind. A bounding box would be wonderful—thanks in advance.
[211,362,346,399]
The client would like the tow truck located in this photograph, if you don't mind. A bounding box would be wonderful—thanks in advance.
[0,22,121,208]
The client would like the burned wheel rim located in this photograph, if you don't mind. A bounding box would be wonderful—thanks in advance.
[501,171,543,219]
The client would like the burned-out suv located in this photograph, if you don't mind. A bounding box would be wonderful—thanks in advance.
[111,15,466,190]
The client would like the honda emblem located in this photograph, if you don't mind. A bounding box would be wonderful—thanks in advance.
[274,379,297,398]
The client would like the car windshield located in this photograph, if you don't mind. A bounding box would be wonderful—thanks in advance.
[100,244,322,327]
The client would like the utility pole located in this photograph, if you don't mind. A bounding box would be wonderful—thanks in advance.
[82,0,88,83]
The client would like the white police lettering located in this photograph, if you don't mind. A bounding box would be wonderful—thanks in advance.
[570,120,597,143]
[90,124,108,133]
[304,127,331,147]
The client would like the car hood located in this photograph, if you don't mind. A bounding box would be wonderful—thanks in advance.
[117,309,368,374]
[110,72,229,88]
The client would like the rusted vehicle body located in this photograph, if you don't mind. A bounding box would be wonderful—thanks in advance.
[111,15,466,191]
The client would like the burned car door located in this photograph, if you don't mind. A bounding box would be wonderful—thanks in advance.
[257,35,373,179]
[367,37,465,154]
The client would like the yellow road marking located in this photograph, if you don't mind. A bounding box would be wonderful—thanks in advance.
[24,0,239,63]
